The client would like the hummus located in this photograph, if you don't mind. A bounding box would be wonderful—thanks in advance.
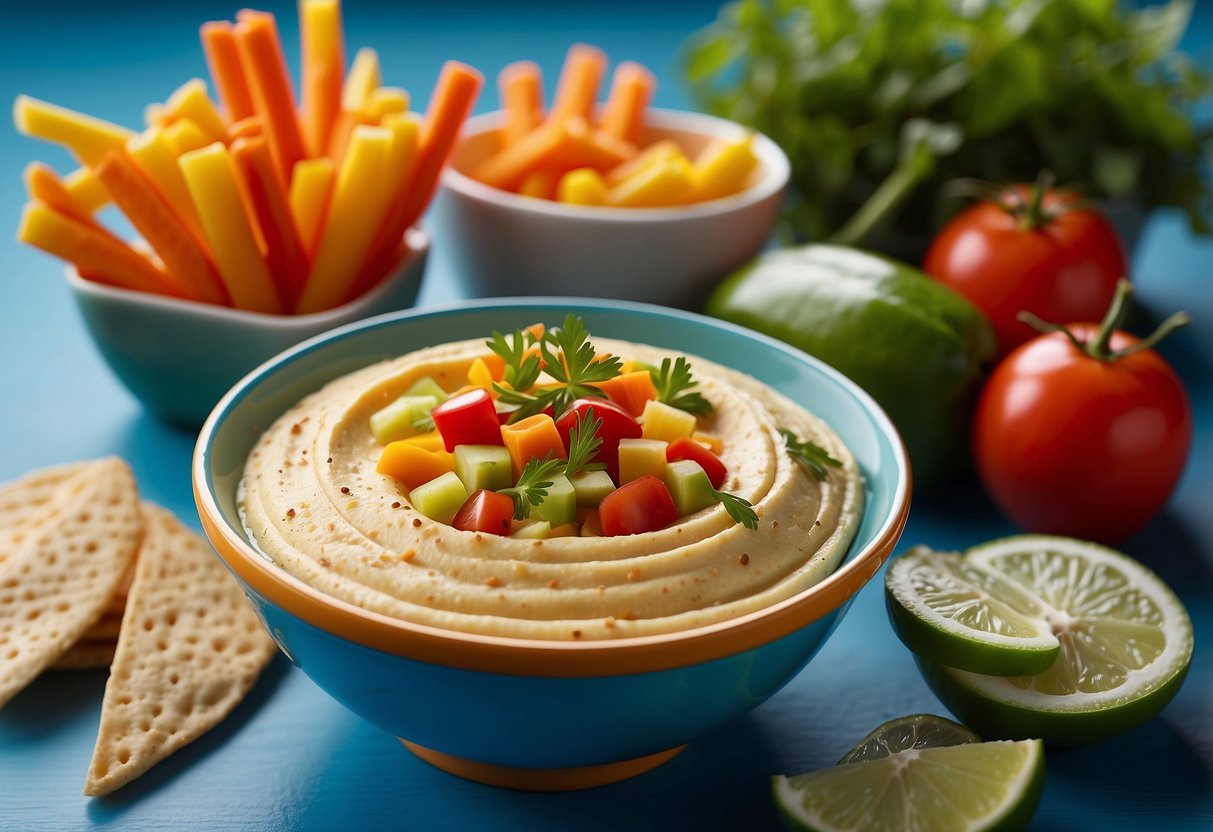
[239,337,864,640]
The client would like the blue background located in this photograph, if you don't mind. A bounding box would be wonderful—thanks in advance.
[0,1,1209,829]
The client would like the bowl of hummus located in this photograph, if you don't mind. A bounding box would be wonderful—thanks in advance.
[194,298,909,790]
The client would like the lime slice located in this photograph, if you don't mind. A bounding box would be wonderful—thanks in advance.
[912,535,1194,746]
[886,545,1061,675]
[837,713,979,765]
[774,738,1044,832]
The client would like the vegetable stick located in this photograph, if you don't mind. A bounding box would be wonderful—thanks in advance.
[12,95,133,166]
[469,116,632,191]
[557,168,608,205]
[18,202,185,299]
[499,61,543,146]
[200,21,256,122]
[95,149,229,306]
[229,116,264,139]
[287,157,334,258]
[690,134,758,201]
[599,61,655,144]
[231,136,310,312]
[296,125,395,313]
[604,138,681,186]
[178,143,282,313]
[23,163,105,230]
[234,11,307,185]
[144,103,170,128]
[163,79,229,143]
[518,170,556,200]
[356,61,482,288]
[342,47,382,112]
[299,0,345,157]
[607,155,695,207]
[65,167,110,214]
[126,127,206,243]
[162,119,211,156]
[365,87,409,120]
[549,44,606,124]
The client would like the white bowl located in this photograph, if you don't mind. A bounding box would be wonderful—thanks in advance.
[435,109,789,306]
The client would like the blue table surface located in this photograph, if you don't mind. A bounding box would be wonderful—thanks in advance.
[1,2,1210,829]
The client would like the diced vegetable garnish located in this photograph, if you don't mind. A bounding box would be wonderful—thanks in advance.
[580,511,603,537]
[510,519,551,539]
[667,437,727,490]
[617,437,669,484]
[664,460,718,517]
[377,441,455,491]
[594,370,658,418]
[570,469,616,507]
[454,444,514,493]
[402,430,446,452]
[409,471,469,524]
[467,357,499,393]
[451,489,514,536]
[640,399,697,443]
[528,474,577,528]
[554,397,640,482]
[500,413,568,478]
[405,376,449,404]
[599,475,679,536]
[548,522,580,538]
[431,389,503,451]
[369,394,438,444]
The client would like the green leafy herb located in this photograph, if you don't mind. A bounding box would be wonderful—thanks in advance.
[781,429,842,481]
[498,454,564,520]
[486,329,542,392]
[712,488,758,529]
[563,407,606,479]
[412,413,435,433]
[651,356,713,415]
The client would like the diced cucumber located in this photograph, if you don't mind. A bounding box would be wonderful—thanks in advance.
[640,399,698,443]
[454,444,514,493]
[409,471,468,525]
[528,474,576,527]
[370,394,439,444]
[617,438,668,484]
[406,376,449,404]
[570,469,616,507]
[665,459,717,517]
[510,520,551,539]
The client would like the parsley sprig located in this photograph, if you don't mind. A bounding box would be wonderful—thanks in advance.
[485,328,543,393]
[712,489,758,529]
[781,429,842,481]
[497,407,605,520]
[651,356,713,415]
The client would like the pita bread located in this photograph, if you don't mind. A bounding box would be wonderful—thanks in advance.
[0,461,93,568]
[52,639,117,671]
[0,458,142,708]
[84,503,275,796]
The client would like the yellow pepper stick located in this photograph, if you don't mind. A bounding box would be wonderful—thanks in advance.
[342,47,382,112]
[64,167,109,214]
[607,155,695,208]
[288,157,335,259]
[162,119,211,156]
[299,0,346,158]
[557,168,608,205]
[297,125,395,313]
[163,79,229,144]
[382,111,421,194]
[12,95,133,166]
[178,142,282,314]
[126,127,206,243]
[691,134,759,202]
[365,87,409,121]
[24,163,104,229]
[604,139,682,187]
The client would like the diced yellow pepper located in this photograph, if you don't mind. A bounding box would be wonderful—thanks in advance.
[13,95,133,166]
[467,357,498,396]
[607,155,695,208]
[617,438,668,484]
[692,432,724,455]
[377,441,455,491]
[640,400,697,443]
[557,168,608,206]
[402,431,446,453]
[691,134,758,202]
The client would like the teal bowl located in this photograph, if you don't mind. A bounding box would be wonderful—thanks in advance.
[193,298,909,790]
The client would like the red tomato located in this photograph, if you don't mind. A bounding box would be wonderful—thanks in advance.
[431,389,503,451]
[452,489,515,536]
[666,437,727,489]
[924,185,1127,356]
[600,476,679,536]
[555,397,641,483]
[973,313,1192,545]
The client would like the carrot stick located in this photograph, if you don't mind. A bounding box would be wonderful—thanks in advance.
[178,142,282,313]
[499,61,543,146]
[65,167,110,213]
[234,11,307,185]
[299,0,345,158]
[469,116,633,191]
[599,61,655,144]
[18,202,186,299]
[549,44,606,124]
[231,136,310,312]
[200,21,256,122]
[163,79,229,143]
[288,157,334,258]
[229,115,264,139]
[23,163,105,231]
[296,125,396,313]
[95,149,229,306]
[357,61,482,285]
[12,95,133,166]
[126,127,208,244]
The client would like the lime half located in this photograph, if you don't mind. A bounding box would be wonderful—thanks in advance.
[910,535,1194,746]
[774,738,1044,832]
[837,713,979,765]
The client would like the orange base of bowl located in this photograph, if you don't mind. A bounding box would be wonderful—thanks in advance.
[400,739,686,791]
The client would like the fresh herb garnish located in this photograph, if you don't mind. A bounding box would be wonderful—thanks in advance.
[781,429,842,481]
[713,488,758,529]
[486,329,542,392]
[497,406,604,520]
[563,407,606,479]
[651,356,713,415]
[412,413,435,433]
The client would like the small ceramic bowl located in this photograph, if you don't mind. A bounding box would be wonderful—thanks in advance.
[193,299,909,790]
[68,228,430,429]
[435,110,789,306]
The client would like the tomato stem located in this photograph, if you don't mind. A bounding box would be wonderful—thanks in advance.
[1018,169,1055,231]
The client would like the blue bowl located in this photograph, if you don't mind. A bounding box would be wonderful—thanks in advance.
[193,298,909,790]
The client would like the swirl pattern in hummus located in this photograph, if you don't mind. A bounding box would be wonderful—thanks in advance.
[239,337,864,640]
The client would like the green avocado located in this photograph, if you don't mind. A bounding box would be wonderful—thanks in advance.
[706,244,996,486]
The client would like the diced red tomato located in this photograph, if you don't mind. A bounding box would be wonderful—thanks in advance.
[431,389,503,451]
[555,397,641,483]
[666,437,727,489]
[599,476,679,536]
[452,489,515,536]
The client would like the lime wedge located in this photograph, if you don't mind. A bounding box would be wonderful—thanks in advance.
[774,738,1044,832]
[886,545,1060,675]
[837,713,979,765]
[910,535,1194,746]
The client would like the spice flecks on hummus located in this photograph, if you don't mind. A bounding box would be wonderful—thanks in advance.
[239,328,863,640]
